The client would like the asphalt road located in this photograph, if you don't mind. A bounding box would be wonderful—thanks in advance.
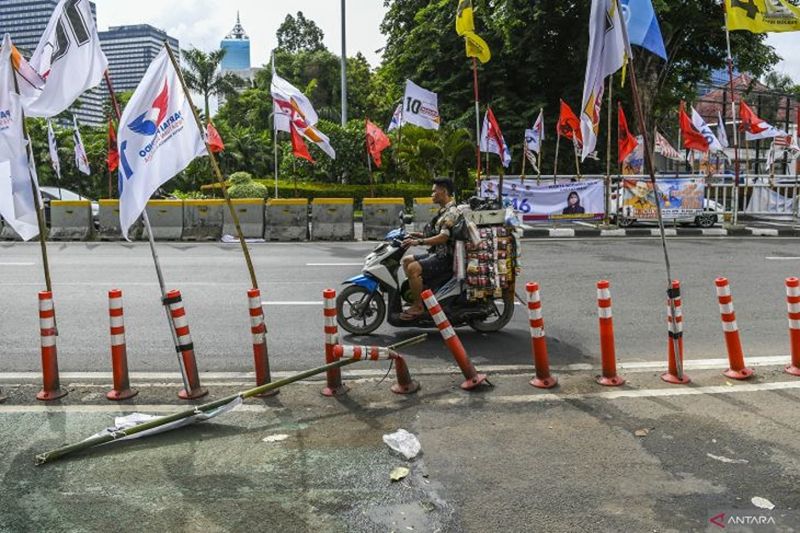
[2,237,800,373]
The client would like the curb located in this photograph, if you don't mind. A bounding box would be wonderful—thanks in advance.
[521,226,800,238]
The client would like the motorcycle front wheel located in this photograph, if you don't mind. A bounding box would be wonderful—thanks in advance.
[336,285,386,335]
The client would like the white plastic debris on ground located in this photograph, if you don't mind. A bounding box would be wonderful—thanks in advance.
[751,497,775,510]
[382,429,422,460]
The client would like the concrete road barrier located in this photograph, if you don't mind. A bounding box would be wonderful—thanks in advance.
[413,197,438,233]
[222,199,265,239]
[182,199,224,241]
[48,200,93,241]
[265,198,308,241]
[311,198,354,241]
[141,200,183,241]
[362,198,405,241]
[97,199,141,240]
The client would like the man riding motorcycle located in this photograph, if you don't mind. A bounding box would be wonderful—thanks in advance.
[399,177,460,321]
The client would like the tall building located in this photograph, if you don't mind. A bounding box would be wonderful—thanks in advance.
[220,12,251,72]
[0,0,104,125]
[98,24,180,95]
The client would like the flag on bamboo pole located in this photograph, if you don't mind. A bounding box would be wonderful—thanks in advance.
[725,0,800,33]
[47,120,61,179]
[480,107,511,168]
[271,73,335,159]
[0,35,40,241]
[558,99,583,146]
[455,0,491,62]
[464,32,491,64]
[654,131,682,161]
[73,116,90,175]
[618,103,638,163]
[106,120,118,172]
[387,104,402,132]
[366,119,391,167]
[580,0,628,161]
[620,0,667,59]
[716,110,729,149]
[679,101,710,152]
[205,122,224,153]
[524,110,544,170]
[290,122,314,163]
[402,80,440,130]
[456,0,475,35]
[739,100,786,140]
[117,47,207,239]
[21,0,108,117]
[691,107,724,152]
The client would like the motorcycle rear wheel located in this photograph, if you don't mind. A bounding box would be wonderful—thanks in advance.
[468,288,515,333]
[336,285,386,335]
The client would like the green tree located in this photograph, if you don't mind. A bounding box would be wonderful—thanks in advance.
[277,12,325,53]
[181,48,245,119]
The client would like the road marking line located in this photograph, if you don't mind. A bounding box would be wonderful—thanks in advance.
[766,256,800,260]
[0,262,35,266]
[748,227,779,236]
[305,263,363,266]
[261,301,322,306]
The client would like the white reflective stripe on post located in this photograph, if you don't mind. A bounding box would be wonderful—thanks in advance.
[108,299,123,310]
[323,298,336,309]
[597,288,611,300]
[790,319,800,330]
[530,326,544,338]
[716,285,731,297]
[41,336,56,347]
[423,294,437,308]
[440,325,456,340]
[432,310,447,325]
[248,297,261,309]
[111,334,126,346]
[172,314,188,329]
[787,286,800,297]
[39,299,53,312]
[325,333,339,345]
[598,307,612,319]
[324,316,336,327]
[718,302,735,315]
[39,316,55,329]
[177,334,192,346]
[252,332,265,344]
[110,315,124,328]
[722,321,738,332]
[787,303,800,314]
[528,308,542,321]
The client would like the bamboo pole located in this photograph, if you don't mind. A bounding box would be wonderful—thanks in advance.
[472,58,481,196]
[553,133,561,183]
[537,107,543,185]
[604,77,613,225]
[723,5,742,226]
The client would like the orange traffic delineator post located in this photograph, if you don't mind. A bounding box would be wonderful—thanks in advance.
[785,277,800,376]
[164,289,208,400]
[596,281,624,386]
[247,289,277,397]
[106,289,138,401]
[661,280,691,385]
[321,289,349,397]
[37,291,67,401]
[526,282,558,389]
[421,289,488,390]
[715,277,754,380]
[332,344,420,394]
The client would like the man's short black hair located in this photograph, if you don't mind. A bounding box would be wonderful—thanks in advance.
[433,177,455,196]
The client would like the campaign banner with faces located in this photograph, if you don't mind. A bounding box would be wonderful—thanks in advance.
[480,178,605,222]
[620,178,705,220]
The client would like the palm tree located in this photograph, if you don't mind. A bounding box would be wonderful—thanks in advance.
[181,48,245,119]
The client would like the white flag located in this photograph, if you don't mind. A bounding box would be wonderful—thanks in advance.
[387,104,403,132]
[402,80,440,130]
[21,0,108,118]
[580,0,628,160]
[271,72,319,133]
[118,48,206,238]
[72,116,90,175]
[716,111,729,150]
[47,119,61,179]
[691,107,723,152]
[525,110,545,154]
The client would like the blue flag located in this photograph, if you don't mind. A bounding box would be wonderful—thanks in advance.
[620,0,667,60]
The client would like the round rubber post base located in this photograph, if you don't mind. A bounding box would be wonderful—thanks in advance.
[106,388,139,401]
[530,375,558,389]
[254,387,280,398]
[596,375,625,387]
[785,364,800,377]
[36,388,68,401]
[178,387,208,400]
[391,381,421,395]
[321,384,350,397]
[660,372,691,385]
[461,373,488,391]
[723,367,754,380]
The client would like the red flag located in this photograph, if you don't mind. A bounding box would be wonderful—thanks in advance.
[679,101,709,152]
[366,119,391,167]
[106,119,119,172]
[206,122,225,153]
[617,103,638,163]
[738,100,772,135]
[557,99,583,145]
[290,122,314,163]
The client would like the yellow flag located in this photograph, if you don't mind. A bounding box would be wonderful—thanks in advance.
[456,0,474,36]
[726,0,800,33]
[465,32,491,63]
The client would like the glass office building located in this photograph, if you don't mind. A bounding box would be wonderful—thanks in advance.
[220,12,250,72]
[98,24,180,94]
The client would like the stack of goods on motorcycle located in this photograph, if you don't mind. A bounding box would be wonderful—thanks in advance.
[463,226,516,302]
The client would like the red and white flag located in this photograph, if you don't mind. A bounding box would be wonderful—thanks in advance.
[618,103,638,163]
[479,107,511,168]
[679,101,709,152]
[739,100,786,141]
[290,122,314,163]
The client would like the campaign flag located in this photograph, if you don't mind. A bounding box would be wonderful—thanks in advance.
[47,119,61,179]
[73,116,90,175]
[480,107,511,168]
[10,45,45,99]
[21,0,108,117]
[620,0,667,59]
[655,130,682,161]
[106,120,118,173]
[366,119,391,167]
[739,100,786,140]
[290,122,314,163]
[557,100,583,146]
[117,48,206,239]
[716,111,729,149]
[402,80,440,130]
[580,0,628,160]
[725,0,800,33]
[206,122,224,153]
[0,36,40,241]
[271,72,319,132]
[679,101,709,152]
[526,110,544,154]
[691,107,723,152]
[622,135,645,174]
[464,32,491,64]
[387,104,403,132]
[456,0,475,36]
[618,104,638,163]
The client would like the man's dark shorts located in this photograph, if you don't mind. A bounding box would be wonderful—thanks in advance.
[413,253,453,280]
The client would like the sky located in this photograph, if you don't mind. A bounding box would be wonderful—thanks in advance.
[92,0,800,82]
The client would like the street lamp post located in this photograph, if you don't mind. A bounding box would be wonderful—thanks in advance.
[340,0,348,126]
